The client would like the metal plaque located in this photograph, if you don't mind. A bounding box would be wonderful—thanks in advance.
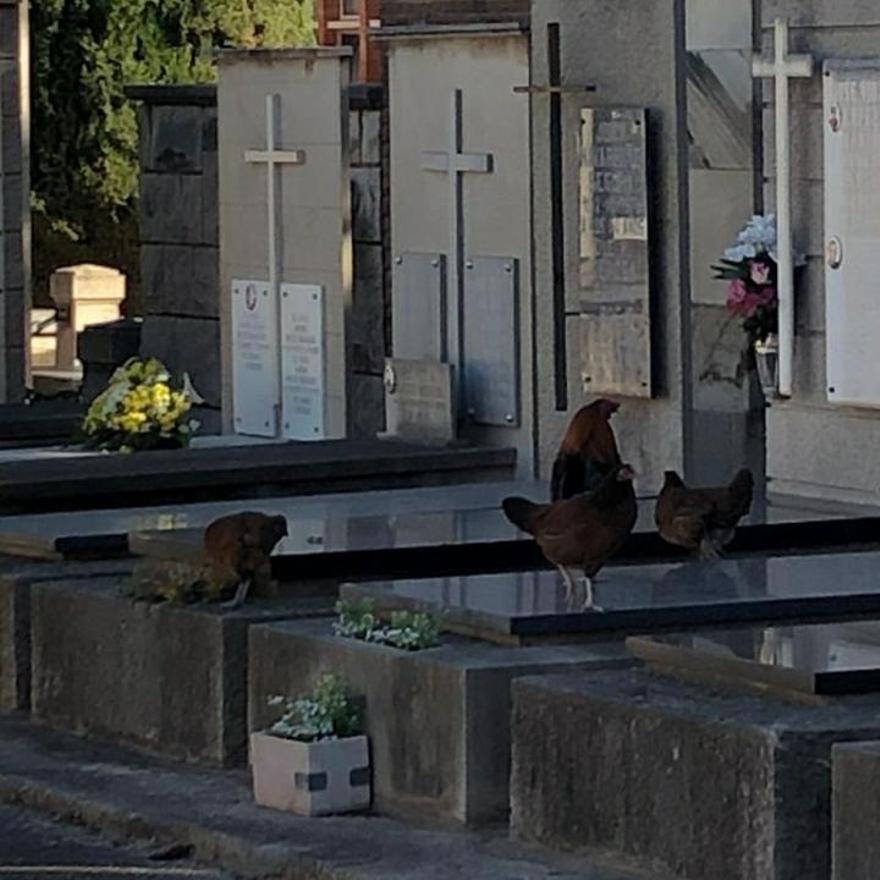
[824,61,880,407]
[280,283,325,440]
[231,280,278,437]
[392,253,447,361]
[577,107,652,398]
[462,256,519,427]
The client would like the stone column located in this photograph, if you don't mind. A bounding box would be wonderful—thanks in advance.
[0,0,29,401]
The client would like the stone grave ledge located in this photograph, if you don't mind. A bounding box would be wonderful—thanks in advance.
[510,667,880,880]
[30,575,336,766]
[0,401,83,448]
[0,439,517,514]
[832,740,880,880]
[0,558,136,712]
[247,617,630,827]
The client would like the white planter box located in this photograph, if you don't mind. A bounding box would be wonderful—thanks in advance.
[250,731,371,816]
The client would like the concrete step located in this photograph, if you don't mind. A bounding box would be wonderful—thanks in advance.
[0,713,666,880]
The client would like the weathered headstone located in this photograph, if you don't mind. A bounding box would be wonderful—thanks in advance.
[575,107,651,399]
[382,358,455,445]
[387,27,532,468]
[50,264,126,371]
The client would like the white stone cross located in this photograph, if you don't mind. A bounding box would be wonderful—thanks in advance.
[752,18,813,398]
[244,93,307,435]
[421,89,493,384]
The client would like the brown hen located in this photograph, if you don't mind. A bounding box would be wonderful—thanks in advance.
[503,464,637,610]
[203,512,289,608]
[550,398,623,501]
[654,469,753,559]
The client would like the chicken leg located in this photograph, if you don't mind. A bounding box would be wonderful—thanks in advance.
[557,565,577,606]
[222,578,252,610]
[578,576,603,613]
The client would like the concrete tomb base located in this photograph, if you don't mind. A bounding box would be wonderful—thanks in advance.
[510,668,880,880]
[31,576,332,765]
[832,740,880,880]
[0,559,134,711]
[248,618,628,826]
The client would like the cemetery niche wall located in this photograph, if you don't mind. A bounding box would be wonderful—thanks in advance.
[218,49,354,441]
[385,24,534,470]
[529,0,691,492]
[762,1,880,508]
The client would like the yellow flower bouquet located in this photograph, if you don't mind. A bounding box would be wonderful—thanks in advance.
[80,358,199,452]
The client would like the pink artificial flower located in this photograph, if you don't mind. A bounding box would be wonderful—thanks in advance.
[726,279,749,314]
[743,292,764,316]
[756,286,777,307]
[750,261,772,285]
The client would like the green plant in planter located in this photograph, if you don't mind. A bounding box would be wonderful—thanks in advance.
[267,674,362,743]
[383,611,441,651]
[333,599,441,651]
[333,598,381,641]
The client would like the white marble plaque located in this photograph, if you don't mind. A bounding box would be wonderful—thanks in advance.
[280,283,325,439]
[825,61,880,407]
[231,280,279,437]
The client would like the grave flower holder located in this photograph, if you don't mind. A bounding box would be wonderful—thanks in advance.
[250,731,371,816]
[754,333,780,400]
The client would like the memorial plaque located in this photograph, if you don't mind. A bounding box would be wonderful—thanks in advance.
[629,620,880,696]
[824,61,880,407]
[392,253,447,361]
[280,283,325,440]
[231,280,278,437]
[576,107,651,399]
[382,357,455,445]
[462,256,519,427]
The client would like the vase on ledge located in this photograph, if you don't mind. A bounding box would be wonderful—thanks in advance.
[753,333,779,400]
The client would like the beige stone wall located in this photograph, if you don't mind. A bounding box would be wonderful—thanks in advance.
[761,0,880,506]
[217,49,352,438]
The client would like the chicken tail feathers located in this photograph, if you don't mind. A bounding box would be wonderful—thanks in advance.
[502,496,541,533]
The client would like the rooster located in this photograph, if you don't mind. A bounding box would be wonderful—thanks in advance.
[203,512,289,608]
[654,469,754,559]
[550,399,623,501]
[503,464,637,610]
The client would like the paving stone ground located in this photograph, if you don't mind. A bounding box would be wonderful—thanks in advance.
[0,802,227,880]
[0,713,665,880]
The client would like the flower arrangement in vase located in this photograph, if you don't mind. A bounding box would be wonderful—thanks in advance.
[712,215,780,396]
[80,358,199,452]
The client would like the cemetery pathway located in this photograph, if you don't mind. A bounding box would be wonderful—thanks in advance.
[0,803,228,880]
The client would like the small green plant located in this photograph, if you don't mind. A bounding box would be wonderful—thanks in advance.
[333,599,441,651]
[267,674,362,743]
[126,559,236,605]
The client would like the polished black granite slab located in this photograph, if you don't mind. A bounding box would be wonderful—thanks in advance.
[342,551,880,642]
[628,619,880,696]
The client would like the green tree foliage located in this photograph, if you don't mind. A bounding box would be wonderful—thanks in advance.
[31,0,315,303]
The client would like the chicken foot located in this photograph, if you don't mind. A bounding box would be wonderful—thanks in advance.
[222,577,252,610]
